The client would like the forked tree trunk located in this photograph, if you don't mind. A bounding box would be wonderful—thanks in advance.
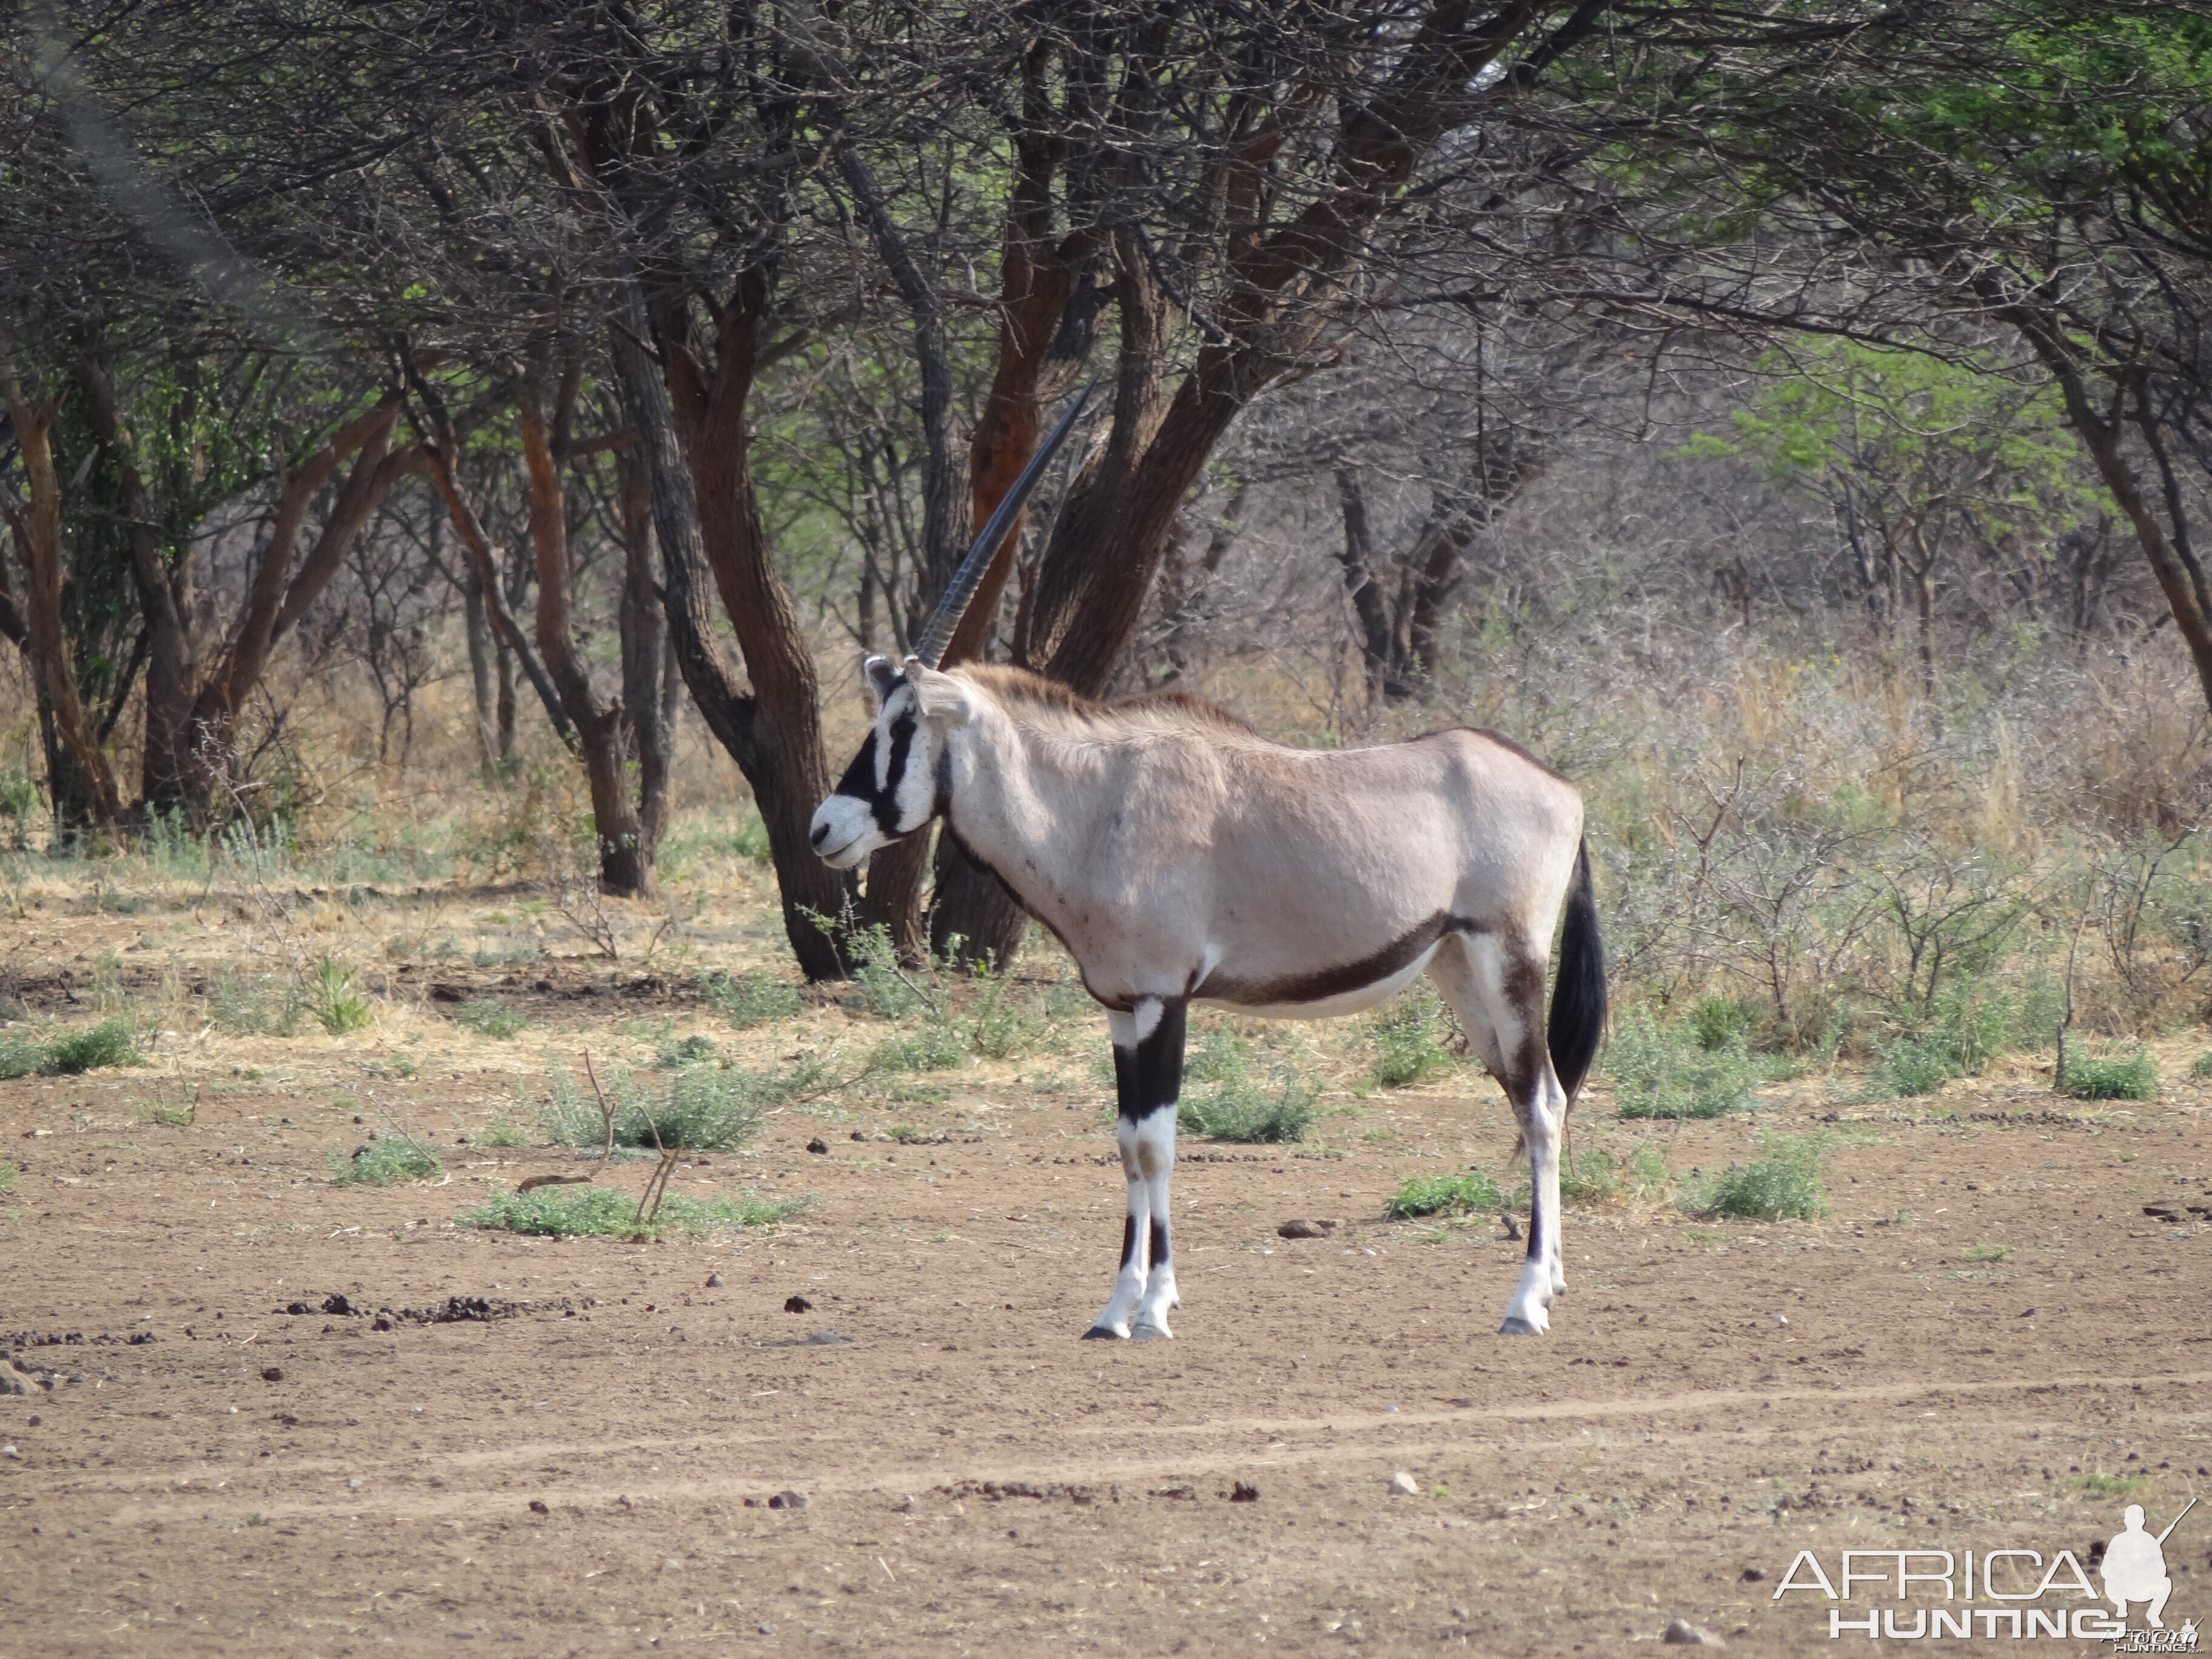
[518,389,654,897]
[609,281,856,980]
[0,327,126,831]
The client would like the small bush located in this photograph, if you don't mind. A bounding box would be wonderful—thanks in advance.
[702,970,802,1030]
[967,966,1044,1059]
[1370,984,1458,1088]
[310,960,372,1036]
[1176,1029,1319,1141]
[656,1034,716,1068]
[481,1117,529,1148]
[1685,1133,1829,1222]
[1689,996,1758,1051]
[210,968,304,1037]
[138,1099,196,1127]
[0,1032,42,1079]
[42,1019,140,1076]
[454,997,528,1039]
[1386,1168,1504,1219]
[1609,1008,1758,1119]
[730,808,773,864]
[457,1185,809,1240]
[2192,1050,2212,1081]
[872,1022,967,1073]
[1874,973,2062,1098]
[2061,1050,2159,1102]
[0,1159,17,1194]
[330,1135,443,1186]
[540,1060,800,1152]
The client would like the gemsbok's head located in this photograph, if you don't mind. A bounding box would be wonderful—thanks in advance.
[809,387,1091,870]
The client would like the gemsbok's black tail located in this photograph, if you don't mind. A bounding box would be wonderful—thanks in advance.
[1547,837,1607,1103]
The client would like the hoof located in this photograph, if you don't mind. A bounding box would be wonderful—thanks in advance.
[1081,1325,1127,1341]
[1497,1315,1544,1336]
[1131,1321,1173,1342]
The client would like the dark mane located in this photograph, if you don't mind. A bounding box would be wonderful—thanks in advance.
[961,663,1258,735]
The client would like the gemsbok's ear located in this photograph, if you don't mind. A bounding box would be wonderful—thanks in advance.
[863,654,900,706]
[903,658,975,726]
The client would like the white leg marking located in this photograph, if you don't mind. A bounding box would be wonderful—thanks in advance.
[1088,1113,1151,1340]
[1131,1110,1178,1340]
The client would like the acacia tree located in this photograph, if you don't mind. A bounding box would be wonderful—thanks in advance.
[1575,1,2212,714]
[1691,339,2094,703]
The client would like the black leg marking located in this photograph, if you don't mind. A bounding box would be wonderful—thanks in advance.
[1148,1216,1170,1274]
[1118,1001,1187,1122]
[1118,1212,1138,1269]
[1525,1188,1544,1261]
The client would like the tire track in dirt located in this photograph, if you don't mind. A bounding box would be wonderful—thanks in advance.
[93,1366,2212,1526]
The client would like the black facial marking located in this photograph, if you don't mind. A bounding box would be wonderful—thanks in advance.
[871,712,917,833]
[1148,1216,1170,1273]
[831,729,879,802]
[1116,1002,1187,1124]
[1118,1212,1138,1269]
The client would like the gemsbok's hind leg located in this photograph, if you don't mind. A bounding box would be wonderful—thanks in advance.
[1430,936,1564,1335]
[1083,998,1187,1341]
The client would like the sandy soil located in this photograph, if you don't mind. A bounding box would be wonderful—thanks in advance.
[2,939,2210,1658]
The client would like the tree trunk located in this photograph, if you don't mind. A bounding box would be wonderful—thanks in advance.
[0,328,126,831]
[187,399,412,816]
[462,561,500,777]
[518,390,652,897]
[611,281,855,980]
[616,445,674,857]
[78,344,198,818]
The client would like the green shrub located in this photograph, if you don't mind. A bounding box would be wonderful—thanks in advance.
[0,1159,17,1194]
[1685,1133,1829,1221]
[453,997,528,1038]
[872,1022,967,1073]
[702,970,802,1030]
[730,808,773,864]
[2190,1051,2212,1082]
[329,1134,443,1186]
[210,968,304,1037]
[1175,1028,1319,1141]
[41,1019,139,1076]
[1370,983,1458,1088]
[967,965,1045,1059]
[1386,1168,1504,1219]
[2061,1050,2159,1102]
[539,1059,800,1152]
[1609,1008,1758,1119]
[457,1185,809,1240]
[656,1034,717,1068]
[1689,996,1758,1051]
[0,1031,42,1079]
[309,960,372,1036]
[481,1117,529,1148]
[1874,972,2062,1098]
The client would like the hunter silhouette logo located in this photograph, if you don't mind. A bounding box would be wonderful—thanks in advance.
[2104,1500,2192,1629]
[1773,1496,2200,1644]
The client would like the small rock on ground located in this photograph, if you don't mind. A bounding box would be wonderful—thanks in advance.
[1278,1219,1335,1239]
[784,1295,814,1313]
[768,1490,809,1510]
[1387,1470,1420,1496]
[260,1367,283,1382]
[1663,1617,1723,1646]
[705,1273,724,1288]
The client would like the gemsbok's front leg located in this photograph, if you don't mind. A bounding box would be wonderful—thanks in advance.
[1083,997,1187,1341]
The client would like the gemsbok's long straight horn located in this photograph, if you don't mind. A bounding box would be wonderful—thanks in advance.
[911,383,1094,669]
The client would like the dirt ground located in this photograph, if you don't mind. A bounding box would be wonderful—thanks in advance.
[2,880,2210,1658]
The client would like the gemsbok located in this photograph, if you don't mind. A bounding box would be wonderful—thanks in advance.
[810,393,1606,1339]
